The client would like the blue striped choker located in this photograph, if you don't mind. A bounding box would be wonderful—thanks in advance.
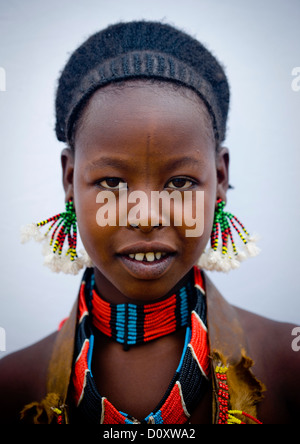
[90,270,195,350]
[72,266,209,424]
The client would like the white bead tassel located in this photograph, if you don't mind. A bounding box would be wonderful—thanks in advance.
[199,233,260,273]
[198,199,260,273]
[20,223,45,243]
[243,234,261,258]
[20,223,93,275]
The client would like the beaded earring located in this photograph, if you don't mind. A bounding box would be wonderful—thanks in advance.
[21,199,93,275]
[199,199,260,272]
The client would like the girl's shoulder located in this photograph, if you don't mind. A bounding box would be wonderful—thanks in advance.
[235,306,300,423]
[0,331,58,423]
[235,306,299,362]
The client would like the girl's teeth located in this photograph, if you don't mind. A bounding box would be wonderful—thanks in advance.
[135,253,145,261]
[145,252,155,262]
[128,252,167,262]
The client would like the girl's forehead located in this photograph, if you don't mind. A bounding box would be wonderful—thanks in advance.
[83,80,210,115]
[74,81,215,153]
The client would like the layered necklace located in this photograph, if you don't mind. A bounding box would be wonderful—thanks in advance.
[71,266,210,424]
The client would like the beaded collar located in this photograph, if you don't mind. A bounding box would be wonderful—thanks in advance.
[71,266,210,424]
[91,271,192,350]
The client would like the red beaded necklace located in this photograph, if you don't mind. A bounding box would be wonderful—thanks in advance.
[91,271,192,350]
[71,266,210,424]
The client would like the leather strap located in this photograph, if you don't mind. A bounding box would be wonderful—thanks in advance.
[20,298,78,424]
[204,273,265,423]
[46,298,78,402]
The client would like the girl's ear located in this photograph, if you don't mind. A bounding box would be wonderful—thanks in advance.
[216,147,230,204]
[61,148,75,201]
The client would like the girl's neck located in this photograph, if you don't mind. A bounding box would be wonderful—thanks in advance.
[93,266,194,306]
[90,268,196,350]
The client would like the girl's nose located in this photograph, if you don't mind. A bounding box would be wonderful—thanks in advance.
[127,190,168,232]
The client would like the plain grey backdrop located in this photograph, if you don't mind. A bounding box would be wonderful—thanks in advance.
[0,0,299,358]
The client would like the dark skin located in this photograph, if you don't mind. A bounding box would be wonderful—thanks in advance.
[68,82,220,304]
[0,81,299,424]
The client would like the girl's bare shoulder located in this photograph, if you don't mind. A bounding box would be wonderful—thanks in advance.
[0,331,58,423]
[235,306,300,423]
[235,306,299,361]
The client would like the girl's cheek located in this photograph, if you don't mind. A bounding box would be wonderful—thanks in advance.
[171,189,213,240]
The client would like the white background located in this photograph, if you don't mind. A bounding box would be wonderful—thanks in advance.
[0,0,299,358]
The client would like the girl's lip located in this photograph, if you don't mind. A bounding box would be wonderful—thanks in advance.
[117,241,177,256]
[117,253,176,280]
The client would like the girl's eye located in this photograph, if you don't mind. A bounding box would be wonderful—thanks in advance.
[98,178,127,190]
[167,178,195,190]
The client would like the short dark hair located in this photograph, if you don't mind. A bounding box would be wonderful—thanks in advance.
[55,20,230,147]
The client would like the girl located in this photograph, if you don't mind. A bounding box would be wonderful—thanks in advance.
[0,20,299,424]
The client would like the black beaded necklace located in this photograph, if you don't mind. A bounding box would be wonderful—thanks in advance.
[71,266,210,424]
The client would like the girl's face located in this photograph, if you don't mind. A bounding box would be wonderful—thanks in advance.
[62,81,229,304]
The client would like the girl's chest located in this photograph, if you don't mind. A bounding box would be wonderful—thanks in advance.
[90,330,211,424]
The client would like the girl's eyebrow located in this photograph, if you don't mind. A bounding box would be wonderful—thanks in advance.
[163,156,202,171]
[86,157,128,171]
[85,155,202,172]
